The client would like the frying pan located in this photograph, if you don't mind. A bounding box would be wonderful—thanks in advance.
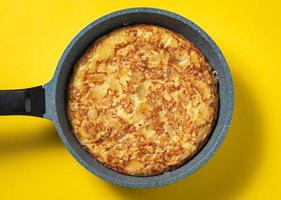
[0,8,234,188]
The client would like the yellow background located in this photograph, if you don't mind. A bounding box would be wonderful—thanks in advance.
[0,0,280,199]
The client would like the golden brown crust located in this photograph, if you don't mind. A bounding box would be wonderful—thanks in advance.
[67,24,218,176]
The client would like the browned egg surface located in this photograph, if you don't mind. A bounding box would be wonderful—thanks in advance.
[67,24,218,176]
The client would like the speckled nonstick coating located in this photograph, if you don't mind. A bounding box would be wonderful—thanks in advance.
[42,8,234,188]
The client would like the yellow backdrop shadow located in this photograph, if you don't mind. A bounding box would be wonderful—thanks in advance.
[0,122,61,157]
[107,71,264,200]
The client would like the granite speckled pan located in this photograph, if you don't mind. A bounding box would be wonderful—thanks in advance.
[0,8,234,188]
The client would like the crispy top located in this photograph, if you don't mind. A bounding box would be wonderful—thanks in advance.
[67,24,218,176]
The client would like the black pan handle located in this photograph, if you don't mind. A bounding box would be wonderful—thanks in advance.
[0,86,45,117]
